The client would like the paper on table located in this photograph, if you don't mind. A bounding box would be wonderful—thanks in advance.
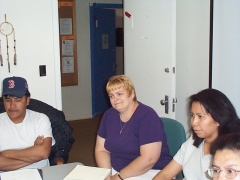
[0,168,42,180]
[64,165,111,180]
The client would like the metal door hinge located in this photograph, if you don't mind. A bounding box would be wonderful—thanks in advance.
[172,98,177,112]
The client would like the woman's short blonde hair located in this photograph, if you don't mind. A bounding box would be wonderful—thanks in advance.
[106,75,137,101]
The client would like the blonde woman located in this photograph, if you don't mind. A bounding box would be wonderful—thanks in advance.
[95,75,172,180]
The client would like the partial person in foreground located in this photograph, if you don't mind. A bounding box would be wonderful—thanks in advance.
[95,75,172,180]
[153,88,240,180]
[0,76,55,171]
[208,133,240,180]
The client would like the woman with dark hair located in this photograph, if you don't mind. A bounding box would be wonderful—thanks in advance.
[208,133,240,179]
[153,88,240,180]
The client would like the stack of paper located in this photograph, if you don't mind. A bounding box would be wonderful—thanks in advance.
[64,165,111,180]
[0,168,42,180]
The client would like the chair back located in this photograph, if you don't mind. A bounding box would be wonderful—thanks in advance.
[161,117,186,179]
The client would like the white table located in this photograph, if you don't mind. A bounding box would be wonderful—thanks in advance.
[41,162,81,180]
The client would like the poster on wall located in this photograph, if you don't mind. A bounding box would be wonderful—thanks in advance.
[60,18,73,35]
[62,40,74,56]
[62,57,74,73]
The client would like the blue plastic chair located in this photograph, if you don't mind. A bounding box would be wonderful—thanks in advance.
[161,117,186,179]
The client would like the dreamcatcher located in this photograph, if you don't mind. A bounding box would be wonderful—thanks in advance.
[0,14,16,72]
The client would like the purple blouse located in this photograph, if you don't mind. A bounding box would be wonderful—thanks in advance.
[97,102,172,171]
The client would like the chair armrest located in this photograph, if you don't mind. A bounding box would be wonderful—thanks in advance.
[54,157,64,165]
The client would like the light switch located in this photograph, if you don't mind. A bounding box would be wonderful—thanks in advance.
[39,65,46,76]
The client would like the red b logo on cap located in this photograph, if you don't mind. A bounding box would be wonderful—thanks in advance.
[8,80,15,89]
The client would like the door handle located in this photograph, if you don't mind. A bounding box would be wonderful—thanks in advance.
[164,67,169,73]
[160,95,169,114]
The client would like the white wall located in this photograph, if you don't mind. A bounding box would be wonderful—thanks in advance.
[0,0,62,109]
[212,0,240,117]
[61,0,122,120]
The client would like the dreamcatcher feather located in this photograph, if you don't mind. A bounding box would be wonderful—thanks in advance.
[0,14,16,72]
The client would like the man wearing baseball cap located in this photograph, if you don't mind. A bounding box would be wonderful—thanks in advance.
[0,76,55,171]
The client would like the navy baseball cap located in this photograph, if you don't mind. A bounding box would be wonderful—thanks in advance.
[2,77,29,98]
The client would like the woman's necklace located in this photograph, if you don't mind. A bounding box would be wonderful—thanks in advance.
[119,102,139,134]
[119,120,128,134]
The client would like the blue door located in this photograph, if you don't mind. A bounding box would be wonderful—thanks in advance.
[90,6,116,117]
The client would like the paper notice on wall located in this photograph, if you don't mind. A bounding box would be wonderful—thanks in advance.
[60,18,73,35]
[62,57,74,73]
[62,40,74,56]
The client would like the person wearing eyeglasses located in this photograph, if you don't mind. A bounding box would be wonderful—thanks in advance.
[208,133,240,180]
[153,89,240,180]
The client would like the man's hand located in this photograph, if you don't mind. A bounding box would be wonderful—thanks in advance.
[34,135,44,146]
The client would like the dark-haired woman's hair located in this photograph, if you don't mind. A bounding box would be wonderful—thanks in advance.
[189,88,240,147]
[211,133,240,156]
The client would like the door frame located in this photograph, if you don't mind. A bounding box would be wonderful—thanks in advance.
[89,3,123,117]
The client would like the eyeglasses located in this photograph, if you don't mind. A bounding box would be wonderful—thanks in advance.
[208,168,240,179]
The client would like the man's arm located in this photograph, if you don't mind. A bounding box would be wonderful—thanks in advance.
[0,156,31,171]
[1,137,52,164]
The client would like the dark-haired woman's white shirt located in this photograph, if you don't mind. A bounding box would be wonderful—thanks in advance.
[174,136,212,180]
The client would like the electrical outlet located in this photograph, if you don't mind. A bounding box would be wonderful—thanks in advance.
[39,65,46,76]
